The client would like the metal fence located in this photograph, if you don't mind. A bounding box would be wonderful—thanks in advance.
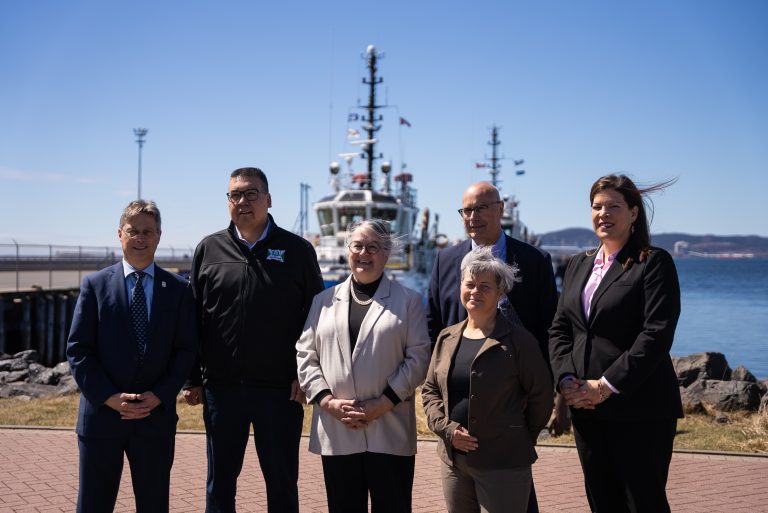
[0,242,195,292]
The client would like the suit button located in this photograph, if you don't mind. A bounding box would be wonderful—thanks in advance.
[470,394,477,400]
[471,371,477,377]
[470,418,476,424]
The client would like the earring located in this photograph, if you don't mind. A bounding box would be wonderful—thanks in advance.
[631,223,635,234]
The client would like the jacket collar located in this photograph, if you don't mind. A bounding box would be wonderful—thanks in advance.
[439,311,514,358]
[333,274,392,368]
[227,214,278,250]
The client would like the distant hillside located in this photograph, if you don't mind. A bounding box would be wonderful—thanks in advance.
[539,228,768,257]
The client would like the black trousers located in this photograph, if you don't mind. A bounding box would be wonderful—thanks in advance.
[572,416,677,513]
[77,427,175,513]
[321,451,416,513]
[203,384,304,513]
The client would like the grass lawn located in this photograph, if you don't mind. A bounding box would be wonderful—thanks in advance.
[1,392,766,454]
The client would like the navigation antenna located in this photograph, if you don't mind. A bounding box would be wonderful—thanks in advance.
[487,125,502,188]
[360,45,384,190]
[476,125,526,190]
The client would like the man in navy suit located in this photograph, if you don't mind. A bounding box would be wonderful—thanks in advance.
[426,182,558,513]
[67,200,197,513]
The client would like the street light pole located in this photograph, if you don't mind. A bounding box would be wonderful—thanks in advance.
[133,128,148,199]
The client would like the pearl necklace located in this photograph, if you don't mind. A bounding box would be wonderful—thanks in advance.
[350,284,374,306]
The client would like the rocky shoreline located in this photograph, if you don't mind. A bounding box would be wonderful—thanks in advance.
[0,350,78,399]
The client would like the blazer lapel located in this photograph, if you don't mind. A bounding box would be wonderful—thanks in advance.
[109,264,132,337]
[455,240,472,323]
[333,279,353,374]
[475,314,511,360]
[571,253,595,327]
[145,264,163,353]
[351,276,390,363]
[588,248,630,323]
[437,322,466,394]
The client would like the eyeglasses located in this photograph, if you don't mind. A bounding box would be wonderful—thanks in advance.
[348,242,382,255]
[458,201,502,218]
[227,188,265,203]
[122,228,158,239]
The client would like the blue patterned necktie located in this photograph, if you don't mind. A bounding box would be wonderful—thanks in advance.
[131,271,148,361]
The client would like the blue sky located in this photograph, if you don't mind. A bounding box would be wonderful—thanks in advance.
[1,1,766,248]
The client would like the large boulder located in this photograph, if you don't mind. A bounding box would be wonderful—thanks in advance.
[731,365,757,383]
[0,370,30,384]
[680,379,761,412]
[27,363,60,385]
[14,350,39,363]
[673,352,732,387]
[55,375,79,395]
[0,358,30,372]
[52,361,70,378]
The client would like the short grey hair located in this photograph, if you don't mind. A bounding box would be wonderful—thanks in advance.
[345,219,401,252]
[460,246,520,294]
[119,200,161,231]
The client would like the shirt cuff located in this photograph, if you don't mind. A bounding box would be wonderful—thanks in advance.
[600,376,620,394]
[313,389,332,405]
[383,385,402,406]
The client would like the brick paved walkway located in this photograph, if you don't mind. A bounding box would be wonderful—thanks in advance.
[1,427,766,512]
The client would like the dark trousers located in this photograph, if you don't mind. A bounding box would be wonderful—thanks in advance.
[321,451,416,513]
[527,483,539,513]
[203,384,304,513]
[572,417,677,513]
[76,428,175,513]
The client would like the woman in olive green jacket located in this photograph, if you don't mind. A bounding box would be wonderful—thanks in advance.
[422,246,553,513]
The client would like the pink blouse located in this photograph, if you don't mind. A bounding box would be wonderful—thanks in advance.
[581,248,618,320]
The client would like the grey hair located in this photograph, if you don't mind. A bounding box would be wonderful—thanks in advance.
[344,219,401,252]
[460,246,520,294]
[119,199,162,231]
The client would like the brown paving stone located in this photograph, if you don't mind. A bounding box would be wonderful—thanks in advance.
[1,427,767,512]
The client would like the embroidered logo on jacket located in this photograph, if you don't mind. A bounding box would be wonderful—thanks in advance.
[266,249,286,262]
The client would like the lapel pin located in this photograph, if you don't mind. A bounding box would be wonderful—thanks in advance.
[161,281,166,288]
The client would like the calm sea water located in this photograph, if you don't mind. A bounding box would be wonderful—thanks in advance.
[673,258,768,380]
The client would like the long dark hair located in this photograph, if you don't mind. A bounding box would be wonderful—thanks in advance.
[589,174,677,265]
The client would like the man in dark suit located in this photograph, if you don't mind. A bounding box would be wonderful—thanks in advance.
[426,182,558,513]
[427,182,557,356]
[67,200,197,513]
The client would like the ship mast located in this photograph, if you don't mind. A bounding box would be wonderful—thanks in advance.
[361,45,384,190]
[487,125,502,188]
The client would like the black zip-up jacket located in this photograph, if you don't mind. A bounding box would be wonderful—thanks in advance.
[187,215,324,388]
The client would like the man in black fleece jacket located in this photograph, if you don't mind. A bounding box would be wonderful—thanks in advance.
[183,167,323,513]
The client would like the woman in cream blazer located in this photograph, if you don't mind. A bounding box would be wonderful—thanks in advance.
[296,219,431,513]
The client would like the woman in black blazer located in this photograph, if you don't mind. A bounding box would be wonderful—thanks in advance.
[549,174,682,513]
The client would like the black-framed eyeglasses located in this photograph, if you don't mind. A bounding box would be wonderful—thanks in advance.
[348,242,382,255]
[457,201,502,218]
[227,188,265,203]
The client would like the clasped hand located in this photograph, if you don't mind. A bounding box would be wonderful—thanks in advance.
[319,395,394,430]
[561,378,609,410]
[105,391,161,420]
[451,426,479,452]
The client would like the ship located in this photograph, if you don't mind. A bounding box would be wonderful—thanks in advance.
[309,45,443,291]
